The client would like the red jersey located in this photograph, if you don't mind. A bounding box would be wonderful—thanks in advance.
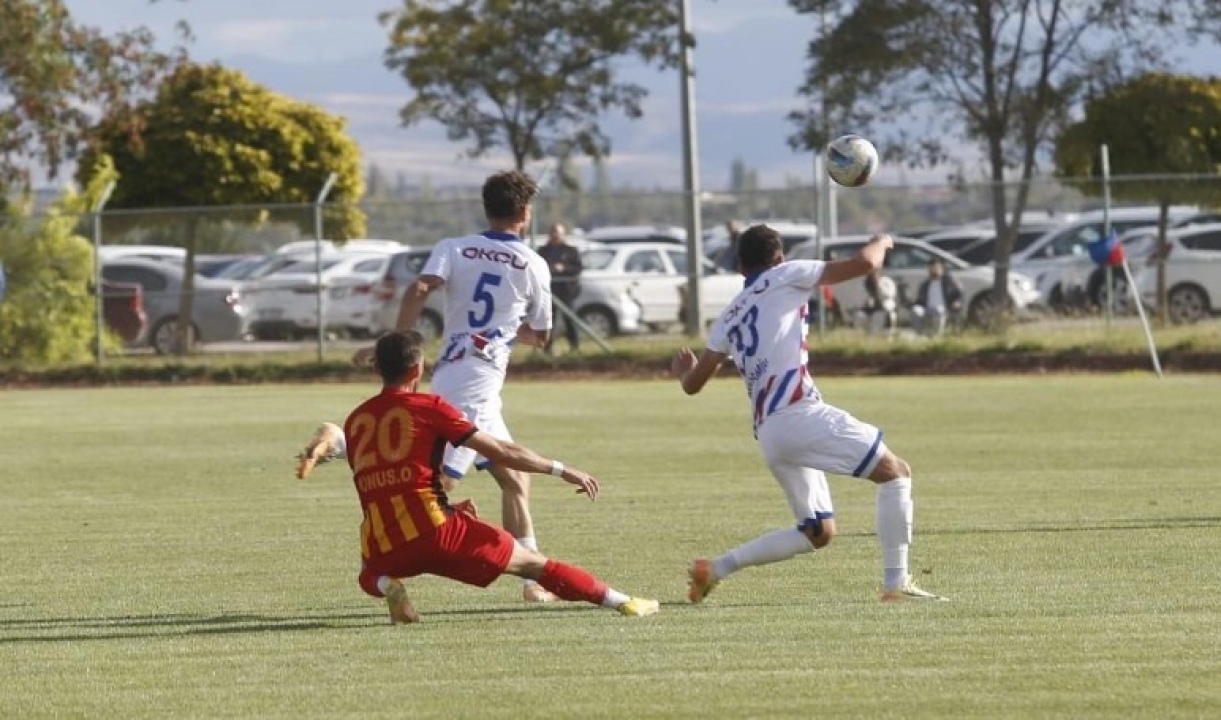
[343,388,478,560]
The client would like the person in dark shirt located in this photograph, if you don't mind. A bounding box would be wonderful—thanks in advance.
[537,223,583,353]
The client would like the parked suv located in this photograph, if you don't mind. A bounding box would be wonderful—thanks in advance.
[100,258,248,354]
[367,248,448,341]
[1135,223,1221,323]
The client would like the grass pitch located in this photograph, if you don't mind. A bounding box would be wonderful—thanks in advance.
[2,376,1220,719]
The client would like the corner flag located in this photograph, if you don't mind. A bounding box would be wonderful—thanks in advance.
[1087,231,1126,266]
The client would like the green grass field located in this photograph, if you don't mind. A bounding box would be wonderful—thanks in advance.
[3,376,1220,719]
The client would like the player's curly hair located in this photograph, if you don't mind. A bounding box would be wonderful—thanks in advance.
[738,224,783,273]
[482,170,538,222]
[375,330,425,385]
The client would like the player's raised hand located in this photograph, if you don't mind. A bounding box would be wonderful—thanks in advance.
[671,347,698,378]
[559,466,600,501]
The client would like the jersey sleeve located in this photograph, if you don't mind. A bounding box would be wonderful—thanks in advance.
[523,256,553,331]
[784,260,827,291]
[706,315,731,354]
[421,238,453,281]
[427,396,478,446]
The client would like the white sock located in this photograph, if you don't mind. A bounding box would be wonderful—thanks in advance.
[601,588,630,609]
[376,576,393,595]
[516,537,540,586]
[712,527,814,581]
[876,478,913,590]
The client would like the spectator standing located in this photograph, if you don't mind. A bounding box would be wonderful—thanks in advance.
[912,259,963,336]
[537,223,583,353]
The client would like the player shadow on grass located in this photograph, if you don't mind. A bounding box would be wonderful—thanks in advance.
[0,604,613,645]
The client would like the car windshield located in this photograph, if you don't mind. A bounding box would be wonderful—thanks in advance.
[582,248,616,270]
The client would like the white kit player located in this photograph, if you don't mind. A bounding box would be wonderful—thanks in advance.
[671,224,947,603]
[297,170,562,603]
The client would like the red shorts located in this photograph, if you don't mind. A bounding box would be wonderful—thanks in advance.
[360,513,515,590]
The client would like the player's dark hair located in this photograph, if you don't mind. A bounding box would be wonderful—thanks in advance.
[375,330,425,385]
[738,224,784,273]
[482,170,538,222]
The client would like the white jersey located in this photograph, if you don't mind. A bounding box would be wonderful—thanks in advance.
[707,260,826,432]
[423,230,552,376]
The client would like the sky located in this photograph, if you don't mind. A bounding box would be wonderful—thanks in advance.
[64,0,1221,190]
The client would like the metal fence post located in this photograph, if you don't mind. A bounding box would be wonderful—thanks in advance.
[92,181,116,367]
[314,172,338,363]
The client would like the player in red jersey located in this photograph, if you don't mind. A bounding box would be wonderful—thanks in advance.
[345,329,659,623]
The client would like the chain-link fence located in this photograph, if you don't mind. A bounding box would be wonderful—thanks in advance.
[4,174,1219,365]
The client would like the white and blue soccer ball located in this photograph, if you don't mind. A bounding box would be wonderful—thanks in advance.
[825,135,879,188]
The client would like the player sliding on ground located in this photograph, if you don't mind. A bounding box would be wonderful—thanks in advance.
[672,224,947,604]
[341,329,659,623]
[299,170,560,603]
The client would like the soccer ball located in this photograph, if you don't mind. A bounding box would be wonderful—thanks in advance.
[825,135,879,187]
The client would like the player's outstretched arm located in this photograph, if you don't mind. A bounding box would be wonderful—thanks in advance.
[395,275,444,332]
[818,233,894,286]
[463,431,599,500]
[673,347,726,396]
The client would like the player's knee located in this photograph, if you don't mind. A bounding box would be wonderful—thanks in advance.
[799,517,835,549]
[357,570,382,598]
[869,451,911,483]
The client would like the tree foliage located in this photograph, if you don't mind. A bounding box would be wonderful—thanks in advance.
[0,0,182,195]
[1055,72,1221,321]
[0,163,118,364]
[380,0,681,170]
[787,0,1221,319]
[77,63,366,353]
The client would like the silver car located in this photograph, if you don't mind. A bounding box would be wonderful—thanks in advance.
[100,258,248,354]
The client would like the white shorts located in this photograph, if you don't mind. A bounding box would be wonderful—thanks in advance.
[755,400,886,523]
[430,361,511,479]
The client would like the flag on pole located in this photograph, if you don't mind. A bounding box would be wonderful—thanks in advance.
[1087,231,1126,266]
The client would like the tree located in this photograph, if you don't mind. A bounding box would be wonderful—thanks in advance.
[787,0,1221,325]
[0,163,117,364]
[0,0,181,196]
[1055,73,1221,322]
[380,0,680,171]
[78,63,366,353]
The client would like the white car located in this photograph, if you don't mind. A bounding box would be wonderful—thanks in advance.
[575,242,729,335]
[244,252,393,339]
[1012,206,1199,305]
[584,225,686,246]
[1134,223,1221,323]
[784,235,1041,326]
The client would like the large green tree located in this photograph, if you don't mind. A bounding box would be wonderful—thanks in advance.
[0,0,181,196]
[380,0,680,170]
[78,63,366,354]
[787,0,1221,323]
[1055,73,1221,322]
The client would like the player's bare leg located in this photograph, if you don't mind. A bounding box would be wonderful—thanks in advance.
[504,544,658,617]
[296,422,344,480]
[869,449,947,602]
[488,464,556,603]
[688,517,831,603]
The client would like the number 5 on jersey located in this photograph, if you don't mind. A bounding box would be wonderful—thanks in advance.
[469,272,502,328]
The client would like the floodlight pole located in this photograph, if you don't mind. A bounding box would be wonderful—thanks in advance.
[92,180,116,367]
[813,4,830,337]
[679,0,704,337]
[314,172,338,363]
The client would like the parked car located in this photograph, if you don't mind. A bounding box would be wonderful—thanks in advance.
[1012,207,1199,305]
[1134,223,1221,323]
[97,244,186,265]
[784,235,1041,326]
[196,254,257,278]
[584,225,687,246]
[100,280,148,345]
[925,221,1064,264]
[273,239,406,256]
[244,252,392,340]
[100,258,247,354]
[1029,210,1217,310]
[367,247,449,341]
[572,242,731,335]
